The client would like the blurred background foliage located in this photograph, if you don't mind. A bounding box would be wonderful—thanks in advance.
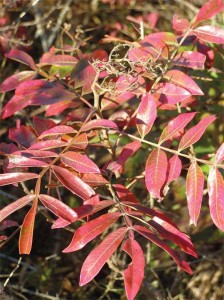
[0,0,223,299]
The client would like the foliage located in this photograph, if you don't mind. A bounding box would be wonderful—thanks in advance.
[0,0,224,299]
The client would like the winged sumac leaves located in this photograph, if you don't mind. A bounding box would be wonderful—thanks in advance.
[51,165,95,200]
[63,212,121,252]
[0,194,36,223]
[192,26,224,44]
[39,194,78,222]
[80,227,127,286]
[166,155,182,185]
[134,225,193,274]
[178,115,216,151]
[208,167,224,231]
[186,161,204,226]
[0,173,39,186]
[19,198,38,254]
[145,149,168,199]
[159,112,197,144]
[193,0,224,26]
[122,239,145,300]
[215,143,224,163]
[136,94,157,138]
[61,152,100,174]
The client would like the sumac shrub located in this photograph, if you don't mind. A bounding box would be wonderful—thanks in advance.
[0,0,224,299]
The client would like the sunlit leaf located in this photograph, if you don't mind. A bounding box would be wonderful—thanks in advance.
[0,173,39,186]
[63,212,121,252]
[208,167,224,231]
[80,227,127,286]
[186,161,204,226]
[122,239,145,300]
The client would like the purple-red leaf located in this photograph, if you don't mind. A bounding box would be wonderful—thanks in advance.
[63,212,121,252]
[0,173,39,186]
[155,83,191,105]
[208,167,224,231]
[149,218,197,257]
[145,149,168,199]
[173,51,206,69]
[164,70,203,95]
[178,115,216,151]
[0,71,37,92]
[133,225,193,274]
[107,141,141,173]
[186,161,204,226]
[81,173,109,186]
[193,0,224,26]
[38,125,76,139]
[61,152,100,174]
[39,53,78,66]
[33,116,56,136]
[166,155,182,185]
[172,15,190,33]
[51,165,95,200]
[9,126,37,148]
[215,143,224,163]
[29,140,67,150]
[7,155,48,168]
[5,48,37,70]
[79,227,127,286]
[136,94,157,138]
[159,112,197,144]
[113,184,139,203]
[0,195,35,222]
[122,239,145,300]
[19,198,38,254]
[192,26,224,44]
[39,194,77,222]
[80,119,119,132]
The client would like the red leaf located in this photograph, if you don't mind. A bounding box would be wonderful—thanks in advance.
[38,125,76,139]
[79,227,127,286]
[172,15,190,33]
[136,94,157,138]
[70,133,88,150]
[0,195,35,222]
[192,26,224,44]
[193,0,224,26]
[173,51,206,69]
[39,194,77,222]
[81,173,109,186]
[159,112,197,144]
[166,155,182,185]
[45,100,81,117]
[63,212,121,252]
[107,141,141,172]
[51,165,95,200]
[0,173,39,186]
[113,184,139,203]
[101,92,135,111]
[178,115,216,151]
[0,71,37,92]
[29,140,67,150]
[9,126,37,148]
[155,83,191,104]
[80,119,119,132]
[164,70,203,95]
[7,155,48,168]
[215,143,224,163]
[33,116,56,136]
[17,149,57,158]
[70,59,96,95]
[186,161,204,226]
[19,198,38,254]
[122,239,145,300]
[39,53,78,66]
[2,80,76,119]
[133,225,193,274]
[5,48,37,70]
[208,167,224,231]
[149,218,197,257]
[61,152,100,174]
[145,149,168,199]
